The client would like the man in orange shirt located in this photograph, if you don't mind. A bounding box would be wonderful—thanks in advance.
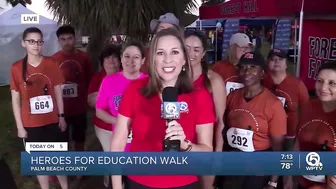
[52,26,93,157]
[140,13,180,74]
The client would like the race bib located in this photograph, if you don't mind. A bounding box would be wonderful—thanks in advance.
[127,131,133,143]
[277,96,286,107]
[227,127,255,152]
[29,95,54,114]
[302,175,326,183]
[61,83,78,98]
[226,82,244,95]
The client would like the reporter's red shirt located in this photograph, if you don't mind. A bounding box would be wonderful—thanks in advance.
[88,70,111,131]
[118,78,216,188]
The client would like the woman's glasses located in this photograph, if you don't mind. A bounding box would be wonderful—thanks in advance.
[24,39,44,46]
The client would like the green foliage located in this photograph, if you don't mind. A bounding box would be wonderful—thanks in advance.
[45,0,199,40]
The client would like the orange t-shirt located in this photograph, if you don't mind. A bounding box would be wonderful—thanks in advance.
[10,57,64,127]
[212,61,243,95]
[52,50,93,116]
[263,73,309,137]
[297,99,336,188]
[140,47,149,74]
[225,88,287,151]
[211,61,239,83]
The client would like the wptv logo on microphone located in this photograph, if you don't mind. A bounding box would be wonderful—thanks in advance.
[163,102,181,119]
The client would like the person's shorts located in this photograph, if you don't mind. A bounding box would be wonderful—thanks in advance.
[0,157,17,189]
[24,122,67,143]
[215,175,269,189]
[65,114,87,142]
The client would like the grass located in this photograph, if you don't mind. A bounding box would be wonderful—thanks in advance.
[0,85,106,189]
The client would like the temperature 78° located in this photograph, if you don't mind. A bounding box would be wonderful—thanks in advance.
[281,162,293,169]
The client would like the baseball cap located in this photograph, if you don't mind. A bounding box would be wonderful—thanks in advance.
[150,13,179,33]
[238,51,266,69]
[267,49,287,59]
[230,33,252,47]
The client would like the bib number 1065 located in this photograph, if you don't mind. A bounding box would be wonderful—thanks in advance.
[231,135,248,147]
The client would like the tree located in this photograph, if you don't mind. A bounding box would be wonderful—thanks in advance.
[45,0,199,69]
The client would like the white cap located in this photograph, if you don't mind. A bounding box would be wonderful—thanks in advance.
[229,33,252,47]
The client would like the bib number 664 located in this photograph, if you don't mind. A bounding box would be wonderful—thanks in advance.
[231,135,248,147]
[35,101,49,110]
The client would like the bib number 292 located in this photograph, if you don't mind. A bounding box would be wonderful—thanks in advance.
[227,127,255,152]
[231,135,248,147]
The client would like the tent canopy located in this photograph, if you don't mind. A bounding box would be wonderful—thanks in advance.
[199,0,336,20]
[0,4,60,86]
[0,4,55,25]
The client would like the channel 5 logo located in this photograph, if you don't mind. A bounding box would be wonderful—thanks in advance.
[305,152,323,171]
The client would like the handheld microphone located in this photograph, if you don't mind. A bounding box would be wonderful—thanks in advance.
[162,87,181,152]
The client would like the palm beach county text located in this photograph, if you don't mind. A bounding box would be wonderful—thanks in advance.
[30,156,188,172]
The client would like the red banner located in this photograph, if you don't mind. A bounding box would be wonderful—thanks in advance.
[300,19,336,90]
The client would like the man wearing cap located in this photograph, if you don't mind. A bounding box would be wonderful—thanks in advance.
[212,33,253,96]
[140,13,180,74]
[263,48,309,150]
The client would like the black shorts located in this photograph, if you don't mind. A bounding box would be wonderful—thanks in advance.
[25,122,67,142]
[65,114,87,142]
[0,157,17,189]
[215,175,269,189]
[125,179,200,189]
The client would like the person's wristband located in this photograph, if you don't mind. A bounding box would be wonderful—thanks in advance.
[181,139,192,152]
[58,113,65,118]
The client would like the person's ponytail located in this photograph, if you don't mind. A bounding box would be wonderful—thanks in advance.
[22,55,30,85]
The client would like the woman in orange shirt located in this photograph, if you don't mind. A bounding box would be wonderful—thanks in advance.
[10,27,68,189]
[185,30,226,189]
[212,33,253,95]
[217,51,287,189]
[284,61,336,189]
[263,49,309,150]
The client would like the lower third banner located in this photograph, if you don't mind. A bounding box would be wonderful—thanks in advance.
[21,152,335,175]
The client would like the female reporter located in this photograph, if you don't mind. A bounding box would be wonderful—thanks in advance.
[284,61,336,189]
[87,44,121,187]
[96,41,147,152]
[217,51,287,189]
[212,33,253,95]
[10,27,68,189]
[185,30,226,189]
[110,28,215,189]
[263,49,309,150]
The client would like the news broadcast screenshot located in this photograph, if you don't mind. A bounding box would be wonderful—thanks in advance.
[1,0,336,189]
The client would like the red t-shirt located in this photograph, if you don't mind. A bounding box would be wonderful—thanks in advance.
[140,48,149,74]
[52,50,93,116]
[88,70,111,131]
[118,78,216,188]
[193,74,205,89]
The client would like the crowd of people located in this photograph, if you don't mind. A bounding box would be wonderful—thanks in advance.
[2,12,336,189]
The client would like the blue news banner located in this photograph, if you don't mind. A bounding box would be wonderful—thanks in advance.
[21,152,335,175]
